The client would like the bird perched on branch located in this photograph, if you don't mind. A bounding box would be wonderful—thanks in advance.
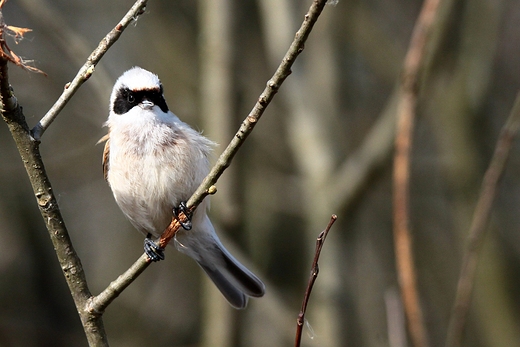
[101,66,265,309]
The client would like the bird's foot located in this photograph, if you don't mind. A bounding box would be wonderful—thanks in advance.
[173,201,192,230]
[144,233,165,262]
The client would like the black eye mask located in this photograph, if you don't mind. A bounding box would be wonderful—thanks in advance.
[113,86,169,115]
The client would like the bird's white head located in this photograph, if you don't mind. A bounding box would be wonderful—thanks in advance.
[109,66,169,119]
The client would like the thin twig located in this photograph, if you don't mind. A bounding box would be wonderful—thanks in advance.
[393,0,442,346]
[294,215,337,347]
[31,0,149,140]
[445,92,520,347]
[88,0,332,313]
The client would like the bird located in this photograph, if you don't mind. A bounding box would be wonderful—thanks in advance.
[101,66,265,309]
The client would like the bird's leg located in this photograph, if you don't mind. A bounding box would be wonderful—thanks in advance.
[173,201,192,230]
[144,233,165,262]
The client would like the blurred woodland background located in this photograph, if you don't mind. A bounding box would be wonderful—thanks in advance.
[1,0,520,346]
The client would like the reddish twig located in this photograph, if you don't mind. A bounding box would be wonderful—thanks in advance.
[294,214,337,347]
[445,93,520,347]
[158,185,216,249]
[393,0,442,346]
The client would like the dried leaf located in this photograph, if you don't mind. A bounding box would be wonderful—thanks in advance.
[0,18,46,75]
[6,25,32,43]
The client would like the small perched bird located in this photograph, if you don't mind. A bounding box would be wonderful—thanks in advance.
[102,67,265,309]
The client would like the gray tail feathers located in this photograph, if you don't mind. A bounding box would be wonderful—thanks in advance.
[198,247,265,309]
[174,214,265,309]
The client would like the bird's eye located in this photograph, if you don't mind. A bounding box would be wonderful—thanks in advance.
[127,92,135,103]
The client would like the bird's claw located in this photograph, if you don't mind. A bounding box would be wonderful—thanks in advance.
[144,233,165,262]
[174,201,192,230]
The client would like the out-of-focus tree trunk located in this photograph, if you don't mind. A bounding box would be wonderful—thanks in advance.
[198,0,237,346]
[198,0,241,229]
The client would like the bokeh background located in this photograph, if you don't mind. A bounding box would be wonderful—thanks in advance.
[1,0,520,346]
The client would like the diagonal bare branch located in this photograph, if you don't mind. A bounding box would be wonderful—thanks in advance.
[88,0,333,314]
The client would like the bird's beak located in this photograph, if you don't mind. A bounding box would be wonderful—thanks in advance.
[140,99,154,110]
